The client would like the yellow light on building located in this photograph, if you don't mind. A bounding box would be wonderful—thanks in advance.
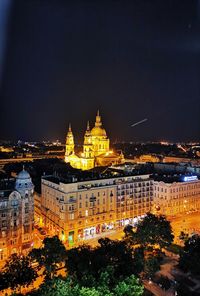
[64,111,124,170]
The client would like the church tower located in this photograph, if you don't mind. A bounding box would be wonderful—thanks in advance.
[82,121,94,169]
[65,124,74,162]
[83,121,94,158]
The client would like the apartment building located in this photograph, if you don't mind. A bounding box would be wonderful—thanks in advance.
[40,173,153,246]
[153,175,200,216]
[0,169,34,266]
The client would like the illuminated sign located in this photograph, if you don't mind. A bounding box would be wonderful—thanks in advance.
[183,176,198,182]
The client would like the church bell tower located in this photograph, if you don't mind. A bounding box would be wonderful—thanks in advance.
[65,124,74,162]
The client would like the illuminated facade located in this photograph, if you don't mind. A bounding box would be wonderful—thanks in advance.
[65,111,124,170]
[40,173,153,246]
[153,176,200,216]
[0,169,34,266]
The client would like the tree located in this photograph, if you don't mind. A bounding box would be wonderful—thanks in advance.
[3,254,37,291]
[144,256,160,278]
[34,277,79,296]
[179,231,189,242]
[66,238,143,287]
[125,213,174,249]
[179,234,200,276]
[29,235,67,279]
[33,271,144,296]
[0,271,9,291]
[113,275,144,296]
[97,238,139,278]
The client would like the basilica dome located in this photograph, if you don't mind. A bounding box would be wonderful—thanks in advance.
[91,126,107,137]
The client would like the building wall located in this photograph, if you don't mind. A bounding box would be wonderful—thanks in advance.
[153,180,200,216]
[40,175,153,246]
[0,172,34,266]
[0,190,34,266]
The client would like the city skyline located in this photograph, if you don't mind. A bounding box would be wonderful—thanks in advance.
[1,1,200,142]
[0,2,200,295]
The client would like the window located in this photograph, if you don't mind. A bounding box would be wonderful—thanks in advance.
[69,213,74,220]
[24,225,29,233]
[11,200,18,207]
[2,221,7,227]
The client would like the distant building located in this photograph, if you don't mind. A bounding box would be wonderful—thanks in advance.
[65,111,124,170]
[0,169,34,265]
[153,175,200,216]
[40,173,153,246]
[134,154,160,163]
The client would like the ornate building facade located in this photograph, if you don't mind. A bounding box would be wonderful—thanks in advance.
[41,173,153,246]
[65,111,124,170]
[0,168,34,266]
[153,176,200,216]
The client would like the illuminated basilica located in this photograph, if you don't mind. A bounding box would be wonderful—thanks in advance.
[65,111,124,170]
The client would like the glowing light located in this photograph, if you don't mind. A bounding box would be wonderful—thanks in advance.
[183,176,198,182]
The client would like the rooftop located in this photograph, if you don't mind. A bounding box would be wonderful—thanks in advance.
[42,166,152,185]
[152,173,199,184]
[0,178,15,191]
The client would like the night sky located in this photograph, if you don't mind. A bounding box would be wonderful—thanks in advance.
[0,0,200,143]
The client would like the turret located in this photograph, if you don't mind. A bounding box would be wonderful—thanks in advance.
[95,110,102,127]
[65,123,75,162]
[83,121,94,159]
[15,166,34,198]
[84,121,92,144]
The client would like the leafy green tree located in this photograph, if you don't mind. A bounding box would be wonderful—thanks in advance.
[125,213,174,249]
[29,235,67,279]
[79,287,101,296]
[3,254,37,291]
[179,234,200,276]
[34,277,79,296]
[31,271,143,296]
[113,275,144,296]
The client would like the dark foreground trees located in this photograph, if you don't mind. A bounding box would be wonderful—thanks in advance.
[66,238,144,286]
[0,214,175,295]
[179,234,200,276]
[29,235,67,279]
[2,254,37,292]
[124,213,174,249]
